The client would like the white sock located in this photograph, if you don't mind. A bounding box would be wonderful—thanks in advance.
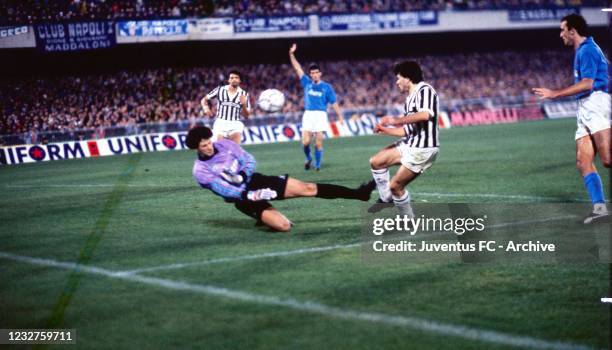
[393,191,414,218]
[371,168,392,202]
[594,203,608,214]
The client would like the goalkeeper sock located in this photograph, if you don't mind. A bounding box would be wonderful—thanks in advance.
[315,183,360,200]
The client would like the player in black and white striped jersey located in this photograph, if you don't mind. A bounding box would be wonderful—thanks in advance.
[201,70,251,144]
[368,60,440,215]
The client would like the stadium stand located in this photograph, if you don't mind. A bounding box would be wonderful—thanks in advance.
[1,49,573,139]
[1,0,607,24]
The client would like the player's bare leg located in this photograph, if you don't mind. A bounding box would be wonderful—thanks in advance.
[389,165,420,217]
[576,134,609,223]
[302,130,313,170]
[370,144,402,170]
[228,132,242,144]
[282,177,374,201]
[368,145,402,210]
[314,132,324,170]
[592,128,611,168]
[576,135,597,176]
[260,207,292,232]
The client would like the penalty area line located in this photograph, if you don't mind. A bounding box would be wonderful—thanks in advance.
[0,250,596,350]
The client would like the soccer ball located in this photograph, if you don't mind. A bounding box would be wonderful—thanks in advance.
[258,89,285,113]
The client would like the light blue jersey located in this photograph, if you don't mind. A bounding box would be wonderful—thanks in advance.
[300,75,337,111]
[192,139,256,201]
[574,37,609,99]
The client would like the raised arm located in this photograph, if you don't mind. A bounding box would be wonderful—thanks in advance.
[289,43,305,79]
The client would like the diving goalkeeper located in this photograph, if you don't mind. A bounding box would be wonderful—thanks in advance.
[187,126,375,232]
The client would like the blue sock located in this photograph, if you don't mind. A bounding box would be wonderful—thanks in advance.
[303,145,311,161]
[315,148,323,168]
[583,172,605,204]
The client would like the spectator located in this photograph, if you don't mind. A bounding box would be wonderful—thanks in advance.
[0,49,575,137]
[0,0,606,25]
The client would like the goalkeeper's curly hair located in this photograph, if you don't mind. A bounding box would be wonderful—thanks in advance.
[186,126,213,149]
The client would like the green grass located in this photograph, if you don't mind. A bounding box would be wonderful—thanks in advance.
[0,118,610,349]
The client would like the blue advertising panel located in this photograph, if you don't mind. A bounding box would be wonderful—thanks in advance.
[234,15,309,33]
[35,21,115,52]
[117,19,188,37]
[318,11,437,31]
[508,8,579,21]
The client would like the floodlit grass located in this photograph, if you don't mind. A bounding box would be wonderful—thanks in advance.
[0,118,609,349]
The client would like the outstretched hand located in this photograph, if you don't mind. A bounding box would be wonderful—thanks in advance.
[379,116,395,126]
[532,87,556,100]
[289,43,297,54]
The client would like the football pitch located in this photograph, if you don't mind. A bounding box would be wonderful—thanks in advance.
[0,118,610,349]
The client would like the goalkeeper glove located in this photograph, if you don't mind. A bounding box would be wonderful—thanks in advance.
[221,170,246,184]
[247,188,277,201]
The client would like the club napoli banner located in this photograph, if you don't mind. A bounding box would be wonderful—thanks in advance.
[233,15,309,33]
[35,21,115,52]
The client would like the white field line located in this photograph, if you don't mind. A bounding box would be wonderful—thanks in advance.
[118,215,574,276]
[0,250,596,350]
[117,243,361,276]
[4,183,589,202]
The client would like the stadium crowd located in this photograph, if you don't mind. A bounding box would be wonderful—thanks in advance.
[1,0,606,24]
[1,49,573,137]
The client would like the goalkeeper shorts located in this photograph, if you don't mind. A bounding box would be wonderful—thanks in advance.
[234,172,289,221]
[245,172,289,200]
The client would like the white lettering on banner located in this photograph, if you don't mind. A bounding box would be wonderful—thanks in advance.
[0,26,28,38]
[450,107,544,127]
[0,116,434,165]
[45,40,111,51]
[68,22,107,37]
[37,24,65,39]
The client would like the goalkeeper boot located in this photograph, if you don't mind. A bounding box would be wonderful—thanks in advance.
[356,180,377,201]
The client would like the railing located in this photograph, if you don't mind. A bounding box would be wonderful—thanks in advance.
[0,96,550,146]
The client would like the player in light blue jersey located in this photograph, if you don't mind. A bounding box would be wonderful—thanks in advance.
[289,43,344,171]
[533,13,610,224]
[187,127,374,232]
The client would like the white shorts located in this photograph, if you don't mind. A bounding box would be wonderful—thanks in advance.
[575,91,611,140]
[301,110,329,132]
[213,118,244,139]
[396,143,439,174]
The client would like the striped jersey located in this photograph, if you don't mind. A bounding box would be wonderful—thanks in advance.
[206,85,251,121]
[401,81,440,148]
